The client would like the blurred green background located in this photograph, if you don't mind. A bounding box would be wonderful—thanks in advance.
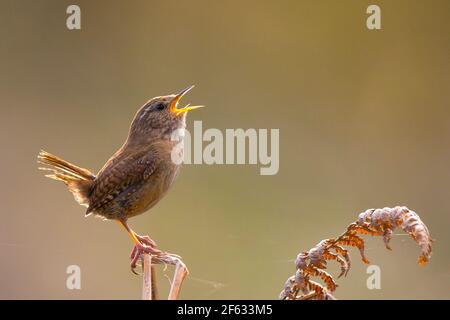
[0,0,449,299]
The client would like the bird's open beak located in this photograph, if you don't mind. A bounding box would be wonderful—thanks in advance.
[169,85,205,116]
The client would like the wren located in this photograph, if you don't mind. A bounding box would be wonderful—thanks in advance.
[38,85,203,272]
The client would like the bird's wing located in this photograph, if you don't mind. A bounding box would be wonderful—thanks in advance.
[86,150,157,215]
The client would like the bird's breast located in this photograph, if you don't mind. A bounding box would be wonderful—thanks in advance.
[126,161,180,218]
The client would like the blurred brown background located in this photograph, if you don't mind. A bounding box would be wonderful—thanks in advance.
[0,0,449,299]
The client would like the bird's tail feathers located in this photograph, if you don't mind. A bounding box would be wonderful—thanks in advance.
[37,150,95,207]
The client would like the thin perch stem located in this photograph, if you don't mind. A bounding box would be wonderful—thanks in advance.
[140,252,188,300]
[151,265,159,300]
[168,261,189,300]
[142,254,153,300]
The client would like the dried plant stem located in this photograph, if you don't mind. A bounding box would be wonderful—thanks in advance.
[141,252,188,300]
[151,265,159,300]
[168,260,189,300]
[142,254,153,300]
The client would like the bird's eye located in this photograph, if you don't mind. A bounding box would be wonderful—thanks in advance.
[155,103,165,111]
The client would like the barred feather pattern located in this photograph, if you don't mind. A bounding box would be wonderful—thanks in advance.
[280,206,433,300]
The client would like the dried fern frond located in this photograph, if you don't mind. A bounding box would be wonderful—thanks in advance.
[280,206,433,300]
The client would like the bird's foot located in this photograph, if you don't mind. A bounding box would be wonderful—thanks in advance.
[130,241,165,275]
[135,234,157,247]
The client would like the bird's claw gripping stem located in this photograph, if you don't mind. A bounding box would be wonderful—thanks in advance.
[130,242,165,275]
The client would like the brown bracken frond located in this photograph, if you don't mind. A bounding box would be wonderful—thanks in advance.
[279,206,433,300]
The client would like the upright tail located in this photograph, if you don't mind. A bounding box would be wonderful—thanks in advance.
[37,150,96,207]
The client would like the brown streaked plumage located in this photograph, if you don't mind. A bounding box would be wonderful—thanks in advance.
[38,85,203,272]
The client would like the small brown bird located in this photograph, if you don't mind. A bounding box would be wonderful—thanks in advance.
[38,85,203,272]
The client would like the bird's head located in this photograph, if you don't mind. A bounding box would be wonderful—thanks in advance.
[129,85,204,140]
